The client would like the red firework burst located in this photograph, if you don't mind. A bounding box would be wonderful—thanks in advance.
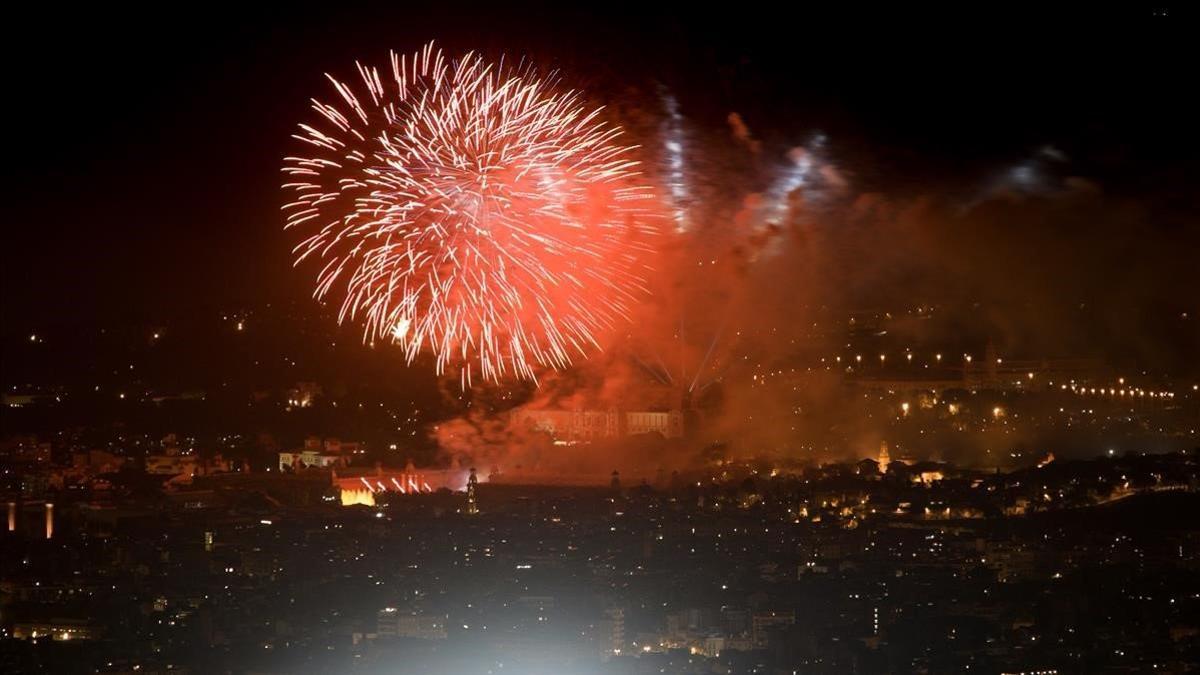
[283,43,659,386]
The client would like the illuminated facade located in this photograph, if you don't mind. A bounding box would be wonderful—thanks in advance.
[333,466,468,506]
[340,487,375,507]
[512,407,684,441]
[279,450,346,472]
[12,620,97,641]
[280,437,360,472]
[917,471,945,486]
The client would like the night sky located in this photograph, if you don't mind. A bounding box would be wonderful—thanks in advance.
[4,3,1196,332]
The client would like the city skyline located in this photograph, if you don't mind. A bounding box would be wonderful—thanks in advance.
[2,4,1198,674]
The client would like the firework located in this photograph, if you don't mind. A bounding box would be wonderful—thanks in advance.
[659,90,691,232]
[283,43,658,386]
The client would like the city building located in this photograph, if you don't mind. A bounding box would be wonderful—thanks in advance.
[278,437,354,472]
[377,608,448,640]
[511,407,684,442]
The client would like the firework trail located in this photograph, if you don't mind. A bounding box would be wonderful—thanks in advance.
[283,43,659,386]
[659,89,691,232]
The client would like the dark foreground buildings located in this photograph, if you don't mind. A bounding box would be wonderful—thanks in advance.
[2,449,1199,674]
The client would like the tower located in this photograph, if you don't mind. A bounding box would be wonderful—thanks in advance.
[466,468,479,515]
[878,441,891,475]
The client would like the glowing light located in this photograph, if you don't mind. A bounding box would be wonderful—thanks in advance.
[341,488,375,506]
[283,42,657,385]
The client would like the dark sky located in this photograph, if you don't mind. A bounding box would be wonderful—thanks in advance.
[3,3,1196,328]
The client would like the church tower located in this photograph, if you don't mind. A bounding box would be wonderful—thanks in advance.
[466,468,479,515]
